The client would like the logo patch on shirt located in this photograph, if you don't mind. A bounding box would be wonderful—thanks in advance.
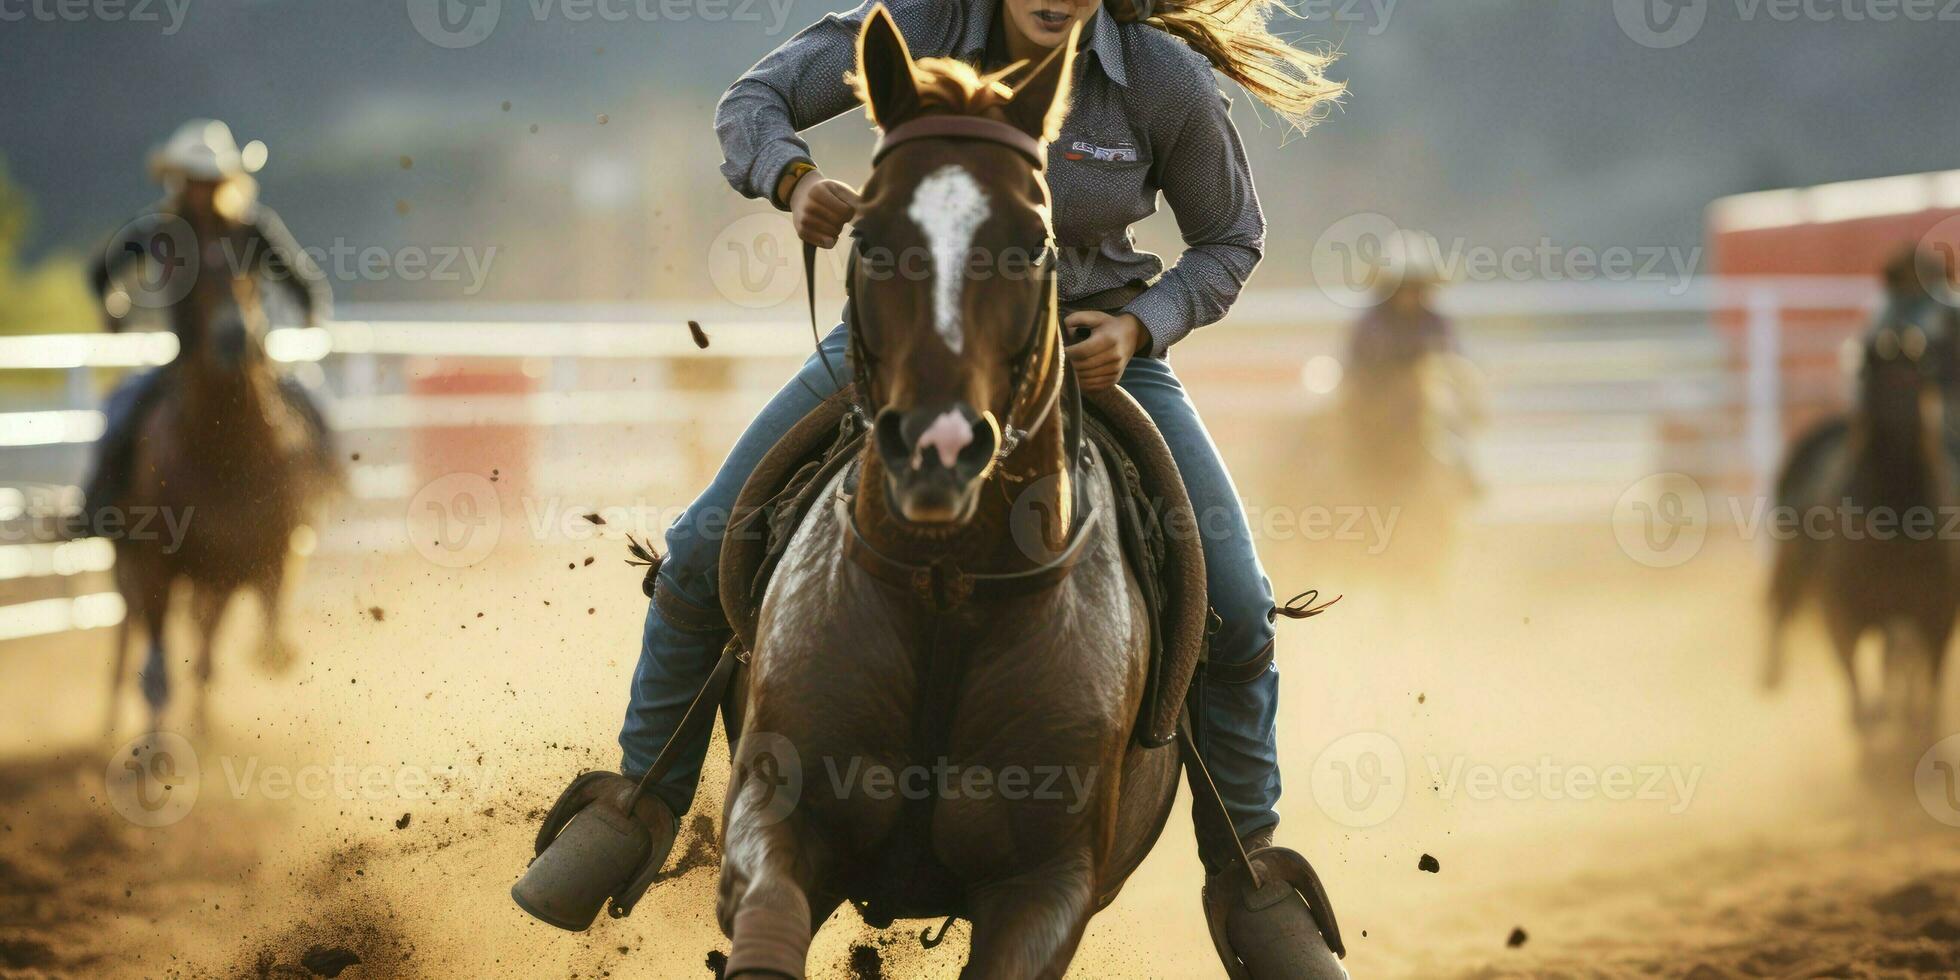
[1062,140,1140,164]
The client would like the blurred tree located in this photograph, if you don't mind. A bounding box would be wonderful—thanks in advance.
[0,154,95,336]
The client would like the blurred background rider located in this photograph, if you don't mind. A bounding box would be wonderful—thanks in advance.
[80,119,335,532]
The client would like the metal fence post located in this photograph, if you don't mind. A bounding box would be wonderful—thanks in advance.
[1745,286,1782,503]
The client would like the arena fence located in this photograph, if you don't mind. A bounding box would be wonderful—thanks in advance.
[0,276,1882,641]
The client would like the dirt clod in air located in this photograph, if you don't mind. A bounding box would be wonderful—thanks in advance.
[394,812,411,830]
[705,948,729,977]
[1506,926,1528,948]
[583,513,607,525]
[1418,853,1440,873]
[689,320,711,349]
[367,607,385,622]
[301,945,362,977]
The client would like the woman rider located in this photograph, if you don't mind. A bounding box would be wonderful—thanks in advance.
[613,0,1341,921]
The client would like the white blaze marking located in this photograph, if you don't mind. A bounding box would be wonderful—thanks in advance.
[906,165,991,354]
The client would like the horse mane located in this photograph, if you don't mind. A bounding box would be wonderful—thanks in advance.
[849,57,1019,124]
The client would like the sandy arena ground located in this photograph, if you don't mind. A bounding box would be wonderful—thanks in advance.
[3,488,1958,977]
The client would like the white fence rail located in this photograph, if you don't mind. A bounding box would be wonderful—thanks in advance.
[0,276,1885,642]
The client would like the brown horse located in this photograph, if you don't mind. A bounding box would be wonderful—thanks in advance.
[715,12,1338,978]
[1764,301,1959,781]
[107,213,332,735]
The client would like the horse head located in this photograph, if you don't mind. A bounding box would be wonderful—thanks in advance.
[1854,299,1950,453]
[848,5,1074,524]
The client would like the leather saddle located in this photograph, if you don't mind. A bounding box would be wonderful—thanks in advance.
[688,380,1210,748]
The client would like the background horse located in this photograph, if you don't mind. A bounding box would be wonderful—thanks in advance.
[1764,299,1959,781]
[714,13,1337,978]
[1333,346,1481,588]
[108,225,335,735]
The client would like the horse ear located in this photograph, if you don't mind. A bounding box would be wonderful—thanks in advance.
[1001,25,1078,142]
[857,5,922,129]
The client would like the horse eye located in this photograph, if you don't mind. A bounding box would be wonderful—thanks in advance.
[1903,326,1928,361]
[1875,331,1900,361]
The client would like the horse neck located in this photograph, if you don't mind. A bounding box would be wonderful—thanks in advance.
[852,385,1074,575]
[175,284,278,425]
[1852,389,1949,500]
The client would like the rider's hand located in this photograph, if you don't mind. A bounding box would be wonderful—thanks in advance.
[789,170,860,250]
[1065,311,1150,392]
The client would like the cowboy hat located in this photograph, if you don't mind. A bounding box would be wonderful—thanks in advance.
[149,119,265,182]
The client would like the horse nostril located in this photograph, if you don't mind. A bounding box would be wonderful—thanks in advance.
[914,409,975,470]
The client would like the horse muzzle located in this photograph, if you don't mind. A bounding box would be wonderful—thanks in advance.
[873,405,1000,524]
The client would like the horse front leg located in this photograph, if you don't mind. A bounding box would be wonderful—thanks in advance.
[254,559,295,673]
[960,854,1096,980]
[718,736,831,979]
[104,615,134,740]
[188,583,231,734]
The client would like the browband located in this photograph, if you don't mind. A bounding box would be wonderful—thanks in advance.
[872,115,1046,170]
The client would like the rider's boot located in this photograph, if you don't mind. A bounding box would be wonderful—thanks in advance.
[1197,820,1348,980]
[516,771,679,930]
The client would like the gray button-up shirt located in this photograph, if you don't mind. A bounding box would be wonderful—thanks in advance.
[714,0,1266,356]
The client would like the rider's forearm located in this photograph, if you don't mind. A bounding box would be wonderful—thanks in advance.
[715,0,953,204]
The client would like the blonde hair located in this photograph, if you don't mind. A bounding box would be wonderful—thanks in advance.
[851,57,1017,118]
[1116,0,1343,131]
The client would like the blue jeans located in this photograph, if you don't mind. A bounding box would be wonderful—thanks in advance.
[619,325,1282,838]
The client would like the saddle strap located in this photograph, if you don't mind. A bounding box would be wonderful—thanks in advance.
[626,637,742,807]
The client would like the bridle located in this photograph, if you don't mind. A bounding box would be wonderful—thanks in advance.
[801,113,1065,479]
